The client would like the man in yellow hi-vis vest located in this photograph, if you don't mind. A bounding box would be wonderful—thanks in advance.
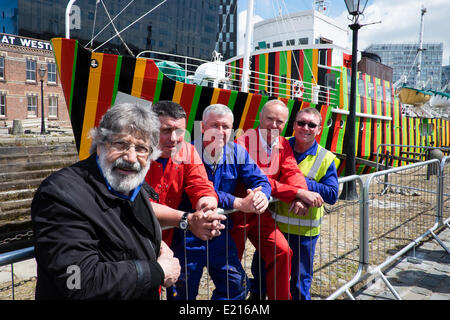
[250,107,339,300]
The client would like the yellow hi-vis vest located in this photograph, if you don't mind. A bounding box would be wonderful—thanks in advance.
[270,144,339,236]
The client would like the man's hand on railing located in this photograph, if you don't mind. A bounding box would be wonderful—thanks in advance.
[288,199,309,216]
[296,189,323,208]
[195,196,218,212]
[233,186,268,215]
[188,209,226,241]
[252,186,269,214]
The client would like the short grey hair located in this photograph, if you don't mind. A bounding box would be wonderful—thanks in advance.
[89,103,161,160]
[202,103,234,123]
[296,107,322,125]
[259,99,287,121]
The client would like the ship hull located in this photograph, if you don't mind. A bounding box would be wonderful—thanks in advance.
[51,38,450,175]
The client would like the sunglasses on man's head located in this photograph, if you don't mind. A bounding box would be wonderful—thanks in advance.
[296,120,319,129]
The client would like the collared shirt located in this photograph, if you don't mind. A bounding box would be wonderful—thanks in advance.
[156,157,169,171]
[95,155,142,202]
[288,138,339,205]
[258,127,278,156]
[202,145,224,175]
[236,127,307,203]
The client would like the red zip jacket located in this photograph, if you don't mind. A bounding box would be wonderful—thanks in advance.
[236,128,307,202]
[145,141,217,244]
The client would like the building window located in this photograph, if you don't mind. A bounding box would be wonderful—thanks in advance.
[0,56,4,79]
[419,123,434,136]
[319,50,328,65]
[358,78,365,97]
[27,95,38,117]
[368,81,374,99]
[0,93,5,117]
[286,39,295,46]
[26,59,36,82]
[376,84,383,101]
[48,96,58,118]
[385,86,392,103]
[48,62,57,84]
[299,37,308,45]
[273,41,282,48]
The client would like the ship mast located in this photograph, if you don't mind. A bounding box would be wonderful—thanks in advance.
[242,0,254,93]
[314,0,328,14]
[416,6,426,88]
[65,0,77,38]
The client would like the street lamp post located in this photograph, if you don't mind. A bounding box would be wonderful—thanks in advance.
[38,64,46,135]
[340,0,368,200]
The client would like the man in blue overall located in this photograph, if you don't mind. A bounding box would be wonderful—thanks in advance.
[168,103,271,300]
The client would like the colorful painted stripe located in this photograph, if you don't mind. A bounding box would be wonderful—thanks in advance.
[51,38,450,174]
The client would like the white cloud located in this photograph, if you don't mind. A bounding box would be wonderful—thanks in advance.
[238,0,449,65]
[237,9,263,56]
[336,0,450,65]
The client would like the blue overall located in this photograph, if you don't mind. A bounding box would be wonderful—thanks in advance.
[167,141,271,300]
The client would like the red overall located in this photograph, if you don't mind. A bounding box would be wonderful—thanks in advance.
[231,128,308,300]
[145,141,217,245]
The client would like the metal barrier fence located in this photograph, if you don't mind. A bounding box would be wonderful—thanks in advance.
[306,175,364,299]
[178,175,364,300]
[1,158,449,300]
[440,156,450,226]
[375,144,450,170]
[0,247,34,300]
[359,159,447,300]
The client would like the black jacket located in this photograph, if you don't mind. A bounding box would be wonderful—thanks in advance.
[31,153,164,300]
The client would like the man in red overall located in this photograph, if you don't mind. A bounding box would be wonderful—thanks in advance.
[145,101,220,246]
[231,99,322,300]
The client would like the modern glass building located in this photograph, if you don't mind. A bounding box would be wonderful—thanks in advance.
[1,0,237,61]
[441,65,450,92]
[365,43,443,90]
[217,0,237,59]
[0,0,18,34]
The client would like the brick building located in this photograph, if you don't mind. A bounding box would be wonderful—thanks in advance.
[0,33,70,133]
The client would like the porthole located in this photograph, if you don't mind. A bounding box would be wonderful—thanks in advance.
[327,118,333,127]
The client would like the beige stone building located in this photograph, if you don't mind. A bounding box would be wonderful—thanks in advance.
[0,33,70,134]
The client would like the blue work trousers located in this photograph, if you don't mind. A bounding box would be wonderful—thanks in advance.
[167,228,248,300]
[251,234,319,300]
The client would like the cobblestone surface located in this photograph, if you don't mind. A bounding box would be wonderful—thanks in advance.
[352,226,450,300]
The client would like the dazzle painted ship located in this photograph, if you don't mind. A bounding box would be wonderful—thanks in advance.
[51,2,450,176]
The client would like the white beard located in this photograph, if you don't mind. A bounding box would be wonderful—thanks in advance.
[98,152,151,194]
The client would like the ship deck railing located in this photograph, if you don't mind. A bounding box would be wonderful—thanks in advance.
[136,50,339,107]
[1,152,450,300]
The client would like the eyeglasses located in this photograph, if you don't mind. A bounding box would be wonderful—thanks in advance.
[109,140,150,156]
[296,120,319,129]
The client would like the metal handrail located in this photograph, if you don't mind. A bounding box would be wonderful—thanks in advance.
[0,247,34,267]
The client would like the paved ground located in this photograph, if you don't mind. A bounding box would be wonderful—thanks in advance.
[1,227,448,300]
[352,226,450,300]
[0,257,36,284]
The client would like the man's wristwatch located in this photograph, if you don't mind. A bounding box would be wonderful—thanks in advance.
[179,212,190,230]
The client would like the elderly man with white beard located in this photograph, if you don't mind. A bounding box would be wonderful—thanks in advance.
[31,103,226,300]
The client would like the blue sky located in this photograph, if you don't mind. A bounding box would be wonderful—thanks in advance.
[237,0,449,66]
[237,0,352,19]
